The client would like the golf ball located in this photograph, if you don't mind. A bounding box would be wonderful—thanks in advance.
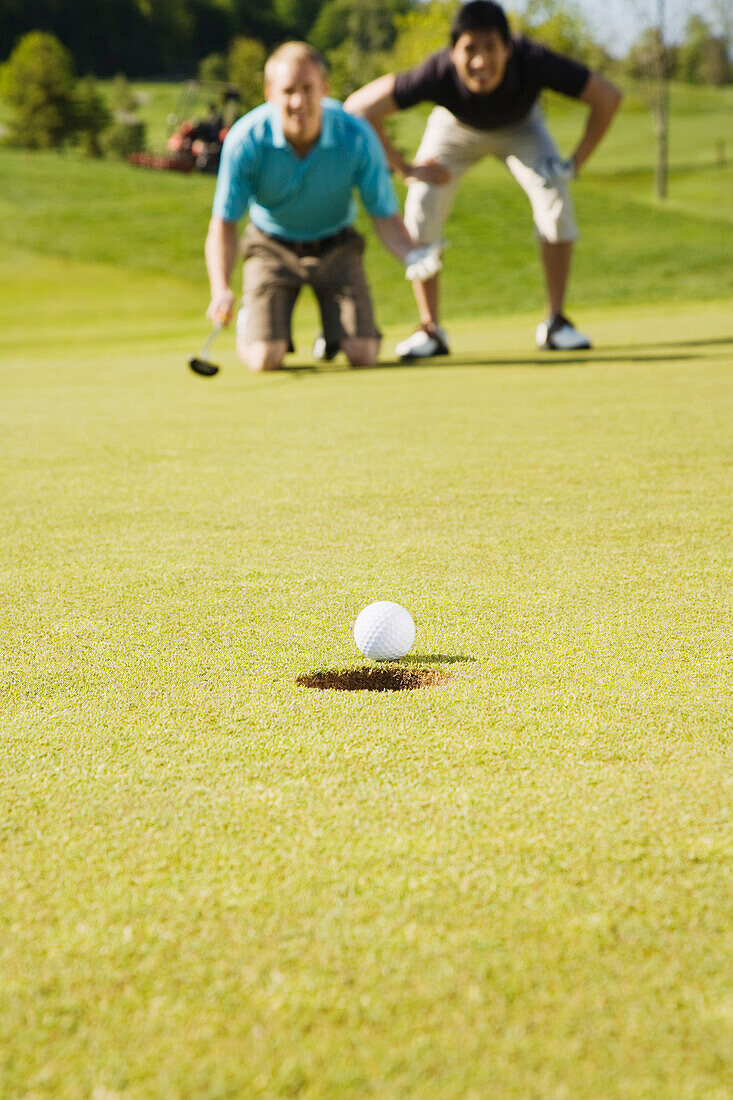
[354,601,415,661]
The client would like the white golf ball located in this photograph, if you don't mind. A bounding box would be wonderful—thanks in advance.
[354,601,415,661]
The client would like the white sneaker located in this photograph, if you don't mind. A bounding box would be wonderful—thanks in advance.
[395,324,450,360]
[536,314,591,350]
[312,334,340,361]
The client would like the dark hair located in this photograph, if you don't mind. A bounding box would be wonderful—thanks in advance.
[450,1,510,46]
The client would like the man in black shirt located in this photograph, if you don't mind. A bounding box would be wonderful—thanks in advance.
[344,0,622,357]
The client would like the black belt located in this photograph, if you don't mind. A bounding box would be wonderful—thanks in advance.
[267,227,352,257]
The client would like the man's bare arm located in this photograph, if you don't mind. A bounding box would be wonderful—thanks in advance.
[572,73,623,173]
[371,211,415,262]
[345,75,450,186]
[205,216,239,323]
[371,214,442,281]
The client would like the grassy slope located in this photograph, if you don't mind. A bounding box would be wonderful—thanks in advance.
[1,82,732,1099]
[0,83,732,327]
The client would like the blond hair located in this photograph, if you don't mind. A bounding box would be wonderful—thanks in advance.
[264,42,328,87]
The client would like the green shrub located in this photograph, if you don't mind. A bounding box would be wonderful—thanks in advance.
[227,37,266,113]
[73,75,112,157]
[0,31,77,149]
[111,73,137,113]
[103,117,147,158]
[199,53,228,83]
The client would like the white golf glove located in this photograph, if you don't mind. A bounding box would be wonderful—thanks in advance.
[404,244,442,282]
[537,154,575,185]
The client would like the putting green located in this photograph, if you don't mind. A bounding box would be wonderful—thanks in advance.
[1,248,731,1097]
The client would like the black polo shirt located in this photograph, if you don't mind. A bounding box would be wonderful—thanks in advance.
[393,36,590,131]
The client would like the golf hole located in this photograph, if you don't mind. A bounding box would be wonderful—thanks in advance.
[297,667,451,692]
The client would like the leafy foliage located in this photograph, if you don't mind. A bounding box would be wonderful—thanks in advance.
[271,0,325,39]
[0,31,78,148]
[102,117,148,158]
[311,0,411,53]
[313,0,412,96]
[111,73,138,112]
[73,75,113,156]
[391,1,457,71]
[626,27,676,81]
[511,0,611,70]
[198,52,229,83]
[675,15,731,84]
[227,37,266,113]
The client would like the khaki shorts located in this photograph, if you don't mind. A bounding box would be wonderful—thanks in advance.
[237,223,380,347]
[404,105,578,246]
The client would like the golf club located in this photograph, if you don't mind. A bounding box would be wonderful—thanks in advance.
[188,323,222,376]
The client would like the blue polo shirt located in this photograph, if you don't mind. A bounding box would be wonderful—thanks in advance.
[212,98,399,240]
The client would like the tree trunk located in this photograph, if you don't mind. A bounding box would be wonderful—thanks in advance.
[654,0,669,201]
[655,81,669,199]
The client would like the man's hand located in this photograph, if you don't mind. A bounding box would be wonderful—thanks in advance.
[405,244,442,282]
[206,288,235,326]
[404,158,451,186]
[537,154,575,186]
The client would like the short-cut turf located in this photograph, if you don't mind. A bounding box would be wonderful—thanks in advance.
[1,80,732,1097]
[1,239,731,1096]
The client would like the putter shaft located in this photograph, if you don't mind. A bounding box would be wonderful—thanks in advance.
[198,322,222,359]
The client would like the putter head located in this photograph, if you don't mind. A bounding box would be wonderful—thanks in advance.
[188,355,220,377]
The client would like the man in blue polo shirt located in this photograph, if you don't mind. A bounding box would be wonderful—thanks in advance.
[205,41,441,371]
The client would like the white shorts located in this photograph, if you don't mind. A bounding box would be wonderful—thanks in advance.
[404,104,578,246]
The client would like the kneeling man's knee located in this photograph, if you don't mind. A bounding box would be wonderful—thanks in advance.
[342,337,380,367]
[238,339,288,372]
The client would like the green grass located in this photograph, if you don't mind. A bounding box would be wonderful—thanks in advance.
[1,240,732,1097]
[1,82,732,322]
[1,83,732,1098]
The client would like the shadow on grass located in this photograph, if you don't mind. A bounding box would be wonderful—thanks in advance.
[279,363,319,374]
[374,351,704,370]
[602,335,733,352]
[287,351,701,375]
[254,335,727,383]
[208,350,705,388]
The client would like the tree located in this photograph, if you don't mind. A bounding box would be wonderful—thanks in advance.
[0,0,272,77]
[272,0,324,39]
[312,0,412,97]
[73,74,113,156]
[230,0,290,46]
[309,0,354,53]
[311,0,412,53]
[675,14,730,83]
[0,31,78,148]
[626,26,676,79]
[111,73,138,112]
[623,0,690,200]
[628,23,673,196]
[189,0,236,59]
[308,0,411,95]
[511,0,611,70]
[227,36,266,113]
[391,0,457,72]
[698,34,730,83]
[199,52,229,83]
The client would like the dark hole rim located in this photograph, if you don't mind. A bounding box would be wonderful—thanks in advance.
[296,667,452,692]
